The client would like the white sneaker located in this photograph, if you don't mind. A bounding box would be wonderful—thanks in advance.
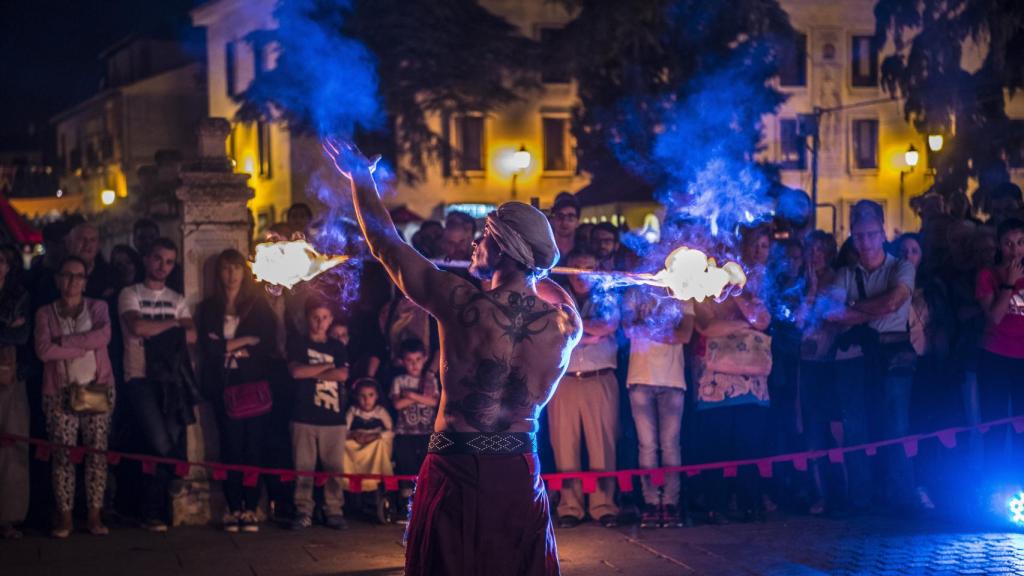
[239,511,259,533]
[222,511,241,533]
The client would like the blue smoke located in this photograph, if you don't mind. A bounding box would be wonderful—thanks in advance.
[243,0,391,310]
[647,47,781,262]
[246,0,382,138]
[605,43,786,330]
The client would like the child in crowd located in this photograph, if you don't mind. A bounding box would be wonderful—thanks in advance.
[389,338,439,520]
[329,321,349,347]
[287,299,350,530]
[343,378,394,492]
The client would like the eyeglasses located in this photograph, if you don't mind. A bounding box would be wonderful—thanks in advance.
[57,272,87,281]
[851,230,884,242]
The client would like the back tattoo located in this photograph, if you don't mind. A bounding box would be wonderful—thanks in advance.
[445,286,556,432]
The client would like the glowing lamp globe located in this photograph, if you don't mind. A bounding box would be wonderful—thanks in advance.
[904,145,920,168]
[100,189,116,206]
[928,134,943,152]
[511,146,531,172]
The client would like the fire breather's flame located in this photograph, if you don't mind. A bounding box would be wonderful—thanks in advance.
[646,246,747,303]
[251,240,349,289]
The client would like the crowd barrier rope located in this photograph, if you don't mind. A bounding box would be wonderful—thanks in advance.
[3,415,1021,494]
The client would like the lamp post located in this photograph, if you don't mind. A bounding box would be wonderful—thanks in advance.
[900,144,919,229]
[510,144,531,201]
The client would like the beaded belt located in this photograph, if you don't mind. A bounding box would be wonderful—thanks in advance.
[427,432,537,455]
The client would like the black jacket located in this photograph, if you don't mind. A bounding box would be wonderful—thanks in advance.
[195,294,278,396]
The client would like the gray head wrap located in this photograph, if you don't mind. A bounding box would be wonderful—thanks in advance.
[483,202,560,274]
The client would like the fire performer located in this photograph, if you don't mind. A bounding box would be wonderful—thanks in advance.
[324,141,581,576]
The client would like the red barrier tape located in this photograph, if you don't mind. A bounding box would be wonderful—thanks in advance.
[3,415,1023,495]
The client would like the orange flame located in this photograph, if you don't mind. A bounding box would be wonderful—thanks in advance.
[250,240,349,289]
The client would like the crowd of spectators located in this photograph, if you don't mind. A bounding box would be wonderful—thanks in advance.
[1,180,1024,538]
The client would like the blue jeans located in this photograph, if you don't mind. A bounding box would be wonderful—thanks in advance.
[628,385,684,506]
[834,354,915,508]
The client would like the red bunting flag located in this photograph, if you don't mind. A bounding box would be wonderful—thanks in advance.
[142,460,157,475]
[902,438,919,458]
[581,475,598,494]
[650,469,666,487]
[347,476,363,493]
[937,430,957,448]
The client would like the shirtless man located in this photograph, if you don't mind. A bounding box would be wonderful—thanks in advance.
[325,142,581,576]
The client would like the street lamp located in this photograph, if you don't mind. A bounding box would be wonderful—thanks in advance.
[101,189,116,206]
[904,144,920,168]
[927,134,944,152]
[510,144,531,200]
[899,144,919,229]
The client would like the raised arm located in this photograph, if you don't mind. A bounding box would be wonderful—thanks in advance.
[324,140,462,319]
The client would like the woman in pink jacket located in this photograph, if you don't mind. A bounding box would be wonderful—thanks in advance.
[35,256,114,538]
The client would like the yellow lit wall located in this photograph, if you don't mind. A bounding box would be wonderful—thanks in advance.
[193,0,306,229]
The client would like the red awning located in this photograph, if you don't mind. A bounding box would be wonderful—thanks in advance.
[0,194,42,244]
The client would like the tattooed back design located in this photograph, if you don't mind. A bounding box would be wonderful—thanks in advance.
[441,285,578,433]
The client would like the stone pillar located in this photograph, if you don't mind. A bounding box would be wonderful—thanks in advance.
[171,118,254,526]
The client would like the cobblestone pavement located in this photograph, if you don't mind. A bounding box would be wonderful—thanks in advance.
[3,513,1024,575]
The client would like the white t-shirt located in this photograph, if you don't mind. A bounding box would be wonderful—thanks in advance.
[118,283,191,380]
[626,338,686,389]
[57,304,97,386]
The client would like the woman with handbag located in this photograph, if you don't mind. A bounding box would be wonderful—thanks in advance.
[196,249,278,533]
[0,244,30,539]
[34,256,115,538]
[693,283,772,524]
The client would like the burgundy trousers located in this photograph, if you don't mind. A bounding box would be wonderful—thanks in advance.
[404,452,559,576]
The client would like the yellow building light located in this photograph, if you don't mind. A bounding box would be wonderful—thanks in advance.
[101,189,116,206]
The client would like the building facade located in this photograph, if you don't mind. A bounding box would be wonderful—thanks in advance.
[191,0,589,226]
[52,36,207,214]
[767,0,1024,236]
[191,0,1024,235]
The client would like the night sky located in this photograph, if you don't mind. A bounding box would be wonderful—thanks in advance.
[0,0,199,154]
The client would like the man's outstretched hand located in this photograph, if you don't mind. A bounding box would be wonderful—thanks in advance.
[322,137,380,186]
